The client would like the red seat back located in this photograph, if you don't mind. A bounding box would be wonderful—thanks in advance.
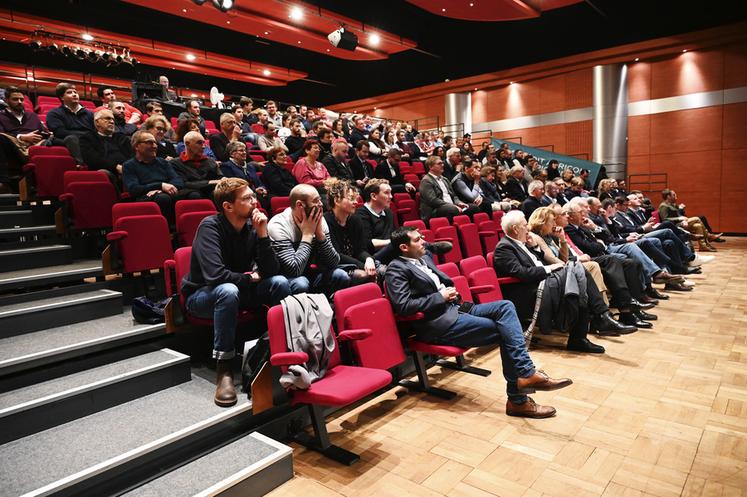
[270,196,290,215]
[114,214,174,273]
[37,96,58,106]
[80,100,96,110]
[63,170,109,190]
[467,267,504,303]
[434,226,462,264]
[402,219,434,243]
[452,275,473,303]
[112,202,161,225]
[472,212,490,225]
[175,199,216,220]
[393,198,418,223]
[343,298,407,370]
[28,146,70,158]
[176,211,214,246]
[267,304,341,373]
[452,215,471,226]
[651,210,660,223]
[399,161,413,174]
[492,210,505,226]
[411,161,425,175]
[251,123,265,134]
[66,182,118,230]
[478,223,500,257]
[459,255,487,278]
[165,247,192,308]
[457,223,483,258]
[436,262,460,278]
[429,217,450,231]
[30,155,77,198]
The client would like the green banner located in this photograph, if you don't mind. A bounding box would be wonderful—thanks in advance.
[490,138,603,187]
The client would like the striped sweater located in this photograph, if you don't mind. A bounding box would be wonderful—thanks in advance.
[267,208,340,277]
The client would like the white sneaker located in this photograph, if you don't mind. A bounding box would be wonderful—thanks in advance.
[689,255,714,266]
[682,279,696,287]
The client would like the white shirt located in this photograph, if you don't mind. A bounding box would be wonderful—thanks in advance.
[428,173,452,204]
[364,203,384,218]
[506,235,551,274]
[401,256,445,291]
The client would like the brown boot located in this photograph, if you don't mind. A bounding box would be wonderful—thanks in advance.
[517,370,572,394]
[506,397,556,418]
[708,232,724,242]
[698,240,717,252]
[214,360,237,407]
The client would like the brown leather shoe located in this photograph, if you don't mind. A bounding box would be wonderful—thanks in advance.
[517,370,572,394]
[215,359,237,407]
[708,233,724,242]
[506,397,556,418]
[652,271,684,284]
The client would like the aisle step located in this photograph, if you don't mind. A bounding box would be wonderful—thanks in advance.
[0,261,102,292]
[0,349,190,444]
[0,244,72,272]
[0,288,122,338]
[0,210,32,228]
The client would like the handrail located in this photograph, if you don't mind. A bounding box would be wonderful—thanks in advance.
[628,173,667,193]
[532,144,555,152]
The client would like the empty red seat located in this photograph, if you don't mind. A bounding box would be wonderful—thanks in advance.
[466,267,506,303]
[28,146,70,158]
[452,214,471,226]
[267,301,391,465]
[472,212,490,225]
[402,220,434,243]
[251,123,265,134]
[107,214,173,274]
[80,100,96,110]
[429,217,450,231]
[170,117,178,128]
[456,223,483,258]
[59,171,117,231]
[175,199,216,220]
[112,201,161,224]
[270,196,290,215]
[436,262,460,278]
[36,95,58,107]
[411,161,425,175]
[399,161,413,174]
[477,221,500,257]
[433,225,463,264]
[459,255,487,278]
[392,198,418,224]
[23,155,77,198]
[176,211,214,246]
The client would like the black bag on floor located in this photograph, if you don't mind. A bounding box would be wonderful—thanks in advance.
[241,333,270,395]
[131,296,169,324]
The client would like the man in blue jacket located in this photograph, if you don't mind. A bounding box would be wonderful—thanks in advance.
[45,83,94,164]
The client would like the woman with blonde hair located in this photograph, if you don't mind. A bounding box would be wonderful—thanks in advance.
[597,179,615,201]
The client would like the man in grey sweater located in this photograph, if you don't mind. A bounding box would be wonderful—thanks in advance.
[267,184,350,297]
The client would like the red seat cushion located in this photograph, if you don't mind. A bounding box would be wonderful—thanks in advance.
[407,338,466,357]
[290,365,391,407]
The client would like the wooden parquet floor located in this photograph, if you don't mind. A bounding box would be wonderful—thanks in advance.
[268,238,747,497]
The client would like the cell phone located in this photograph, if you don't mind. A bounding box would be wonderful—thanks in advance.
[457,301,475,313]
[39,131,51,138]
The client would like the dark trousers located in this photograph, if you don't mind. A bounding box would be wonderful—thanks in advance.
[52,135,84,164]
[592,254,643,308]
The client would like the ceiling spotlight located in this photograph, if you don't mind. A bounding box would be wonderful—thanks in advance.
[61,45,74,57]
[263,69,271,76]
[634,57,639,62]
[328,27,358,51]
[186,53,196,61]
[369,33,381,46]
[82,33,94,41]
[211,0,233,12]
[509,81,514,85]
[28,40,42,50]
[442,8,446,12]
[75,47,88,60]
[682,49,687,53]
[47,43,59,53]
[290,6,303,20]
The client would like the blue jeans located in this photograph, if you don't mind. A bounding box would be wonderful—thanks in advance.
[433,300,535,404]
[643,228,693,268]
[286,268,350,297]
[186,275,291,360]
[607,243,655,288]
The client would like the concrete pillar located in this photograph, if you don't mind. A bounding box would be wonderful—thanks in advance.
[444,93,472,135]
[593,64,628,179]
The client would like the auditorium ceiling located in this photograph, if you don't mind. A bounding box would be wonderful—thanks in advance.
[0,0,745,106]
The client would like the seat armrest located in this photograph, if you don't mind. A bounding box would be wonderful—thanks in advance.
[106,230,128,242]
[271,351,309,366]
[338,328,372,341]
[497,277,520,285]
[478,231,495,239]
[395,312,425,322]
[469,284,495,294]
[59,193,74,202]
[22,163,36,174]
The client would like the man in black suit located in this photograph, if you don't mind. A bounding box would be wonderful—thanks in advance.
[348,116,368,148]
[521,180,545,219]
[386,226,572,418]
[375,149,415,195]
[419,156,478,221]
[349,141,375,191]
[322,140,354,181]
[493,211,616,353]
[505,165,528,201]
[79,109,132,181]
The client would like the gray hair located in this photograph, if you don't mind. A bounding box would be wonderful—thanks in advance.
[562,202,582,215]
[93,109,113,121]
[446,147,461,158]
[183,130,204,144]
[528,180,544,194]
[501,210,526,234]
[510,165,524,175]
[225,140,246,156]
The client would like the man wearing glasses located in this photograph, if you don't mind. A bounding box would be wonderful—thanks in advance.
[123,130,201,223]
[183,177,291,406]
[80,109,133,181]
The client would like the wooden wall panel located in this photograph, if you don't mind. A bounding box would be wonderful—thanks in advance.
[649,106,723,155]
[722,103,747,150]
[628,115,651,157]
[627,62,651,103]
[565,69,593,108]
[724,42,747,88]
[565,120,592,159]
[372,95,445,123]
[627,155,651,177]
[537,74,566,114]
[471,90,488,125]
[538,124,567,154]
[650,49,724,100]
[720,148,747,232]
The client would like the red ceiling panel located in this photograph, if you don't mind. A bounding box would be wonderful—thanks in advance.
[405,0,582,21]
[121,0,417,61]
[0,9,308,86]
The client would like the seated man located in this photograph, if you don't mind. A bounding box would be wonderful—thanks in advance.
[322,139,354,181]
[0,86,47,191]
[178,99,206,135]
[451,158,490,213]
[386,225,572,418]
[521,180,545,219]
[257,122,288,152]
[349,141,375,190]
[493,211,611,353]
[79,109,133,180]
[419,155,478,221]
[284,119,306,159]
[239,96,259,125]
[209,113,242,162]
[109,102,138,137]
[267,184,350,297]
[94,86,141,124]
[182,177,291,407]
[45,82,94,164]
[170,131,223,198]
[657,189,721,251]
[123,130,200,223]
[504,165,528,202]
[375,149,415,195]
[158,75,178,101]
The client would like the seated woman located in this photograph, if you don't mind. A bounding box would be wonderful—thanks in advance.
[367,127,386,162]
[322,178,377,286]
[142,115,176,160]
[480,166,515,212]
[262,147,298,197]
[220,140,269,210]
[493,211,637,354]
[175,118,217,160]
[292,140,330,194]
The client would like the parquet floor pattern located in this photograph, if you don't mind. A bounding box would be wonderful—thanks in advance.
[268,239,747,497]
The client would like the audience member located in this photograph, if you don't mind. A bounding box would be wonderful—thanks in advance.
[262,147,297,197]
[350,141,375,190]
[285,119,307,159]
[0,86,47,190]
[505,165,529,201]
[265,100,283,127]
[220,141,268,209]
[267,184,350,296]
[178,100,206,135]
[209,113,242,162]
[546,159,560,180]
[240,97,259,125]
[109,101,137,137]
[158,75,178,101]
[451,159,489,213]
[292,140,330,194]
[375,149,415,195]
[95,87,141,124]
[143,115,176,159]
[658,189,721,250]
[257,122,287,152]
[175,118,217,160]
[170,131,223,197]
[182,177,291,406]
[521,180,545,219]
[322,140,354,181]
[45,83,94,164]
[79,109,132,179]
[419,155,478,221]
[443,147,461,181]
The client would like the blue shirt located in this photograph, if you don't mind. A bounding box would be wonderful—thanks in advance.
[123,156,184,197]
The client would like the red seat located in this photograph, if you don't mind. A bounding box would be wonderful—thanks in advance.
[466,267,505,303]
[477,221,500,257]
[251,123,265,134]
[459,255,487,279]
[429,217,450,231]
[80,100,96,110]
[176,211,214,246]
[434,225,463,264]
[36,95,58,107]
[366,159,378,172]
[492,210,505,226]
[112,201,161,224]
[164,247,256,331]
[402,220,434,243]
[651,210,660,223]
[436,262,460,278]
[175,199,216,220]
[204,119,217,131]
[28,146,71,158]
[452,215,471,226]
[59,171,117,230]
[270,196,290,215]
[472,212,490,225]
[107,214,173,274]
[170,117,178,128]
[392,198,418,224]
[267,302,390,464]
[23,155,77,198]
[412,161,425,175]
[403,173,420,190]
[249,154,265,163]
[456,223,483,258]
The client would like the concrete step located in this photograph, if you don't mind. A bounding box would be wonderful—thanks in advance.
[0,349,190,444]
[0,194,19,207]
[0,376,256,497]
[0,225,58,242]
[0,210,32,228]
[0,288,122,338]
[0,244,72,272]
[122,432,293,497]
[0,261,102,292]
[0,311,166,378]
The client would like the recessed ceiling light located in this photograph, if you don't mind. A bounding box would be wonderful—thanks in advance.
[263,69,271,76]
[509,81,514,85]
[186,53,196,61]
[82,33,94,41]
[191,93,197,97]
[474,88,478,91]
[297,41,302,44]
[290,6,303,20]
[326,48,330,52]
[469,2,474,6]
[445,78,450,82]
[682,49,687,53]
[182,8,187,12]
[634,57,639,62]
[226,20,230,24]
[369,33,381,46]
[374,107,377,110]
[442,8,446,12]
[264,31,269,35]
